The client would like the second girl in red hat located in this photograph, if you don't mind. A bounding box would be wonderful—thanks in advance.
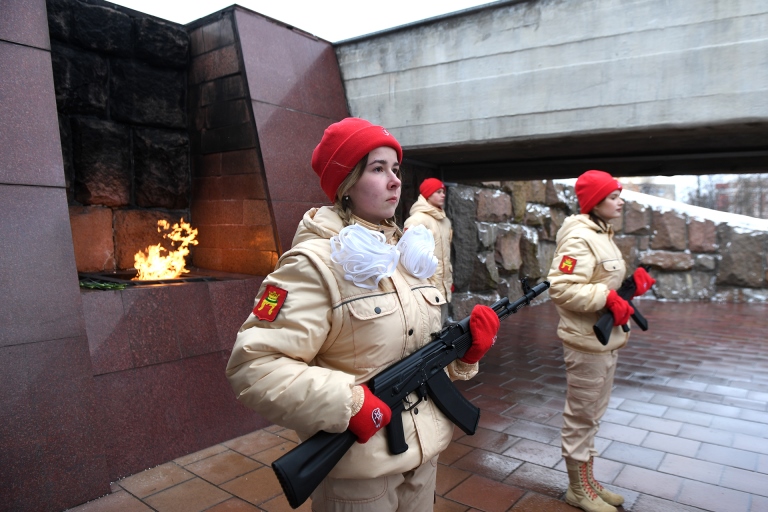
[547,170,655,512]
[227,118,499,511]
[405,177,453,323]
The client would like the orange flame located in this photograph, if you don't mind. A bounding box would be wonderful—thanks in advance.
[133,219,198,280]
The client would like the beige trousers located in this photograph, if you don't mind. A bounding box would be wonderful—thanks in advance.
[310,458,437,512]
[561,346,618,462]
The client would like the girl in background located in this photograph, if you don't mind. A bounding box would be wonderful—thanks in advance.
[547,170,655,512]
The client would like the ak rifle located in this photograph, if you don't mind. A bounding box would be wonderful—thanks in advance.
[272,279,551,509]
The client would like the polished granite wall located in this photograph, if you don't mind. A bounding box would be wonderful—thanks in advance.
[0,1,353,509]
[0,0,109,509]
[83,275,269,481]
[233,7,349,252]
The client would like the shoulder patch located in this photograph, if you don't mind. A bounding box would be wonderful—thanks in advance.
[253,285,288,322]
[558,255,577,274]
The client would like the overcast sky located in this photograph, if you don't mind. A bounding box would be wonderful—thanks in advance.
[109,0,495,42]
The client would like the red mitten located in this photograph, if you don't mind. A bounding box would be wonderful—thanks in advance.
[348,386,391,444]
[632,267,656,297]
[461,305,500,364]
[605,290,634,326]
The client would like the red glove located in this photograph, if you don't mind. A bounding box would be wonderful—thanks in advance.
[605,290,634,326]
[461,305,500,364]
[632,267,656,297]
[348,386,391,444]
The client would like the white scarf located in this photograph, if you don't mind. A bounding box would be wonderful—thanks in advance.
[330,224,438,290]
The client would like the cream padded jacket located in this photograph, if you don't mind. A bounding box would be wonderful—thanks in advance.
[547,214,630,353]
[226,206,477,479]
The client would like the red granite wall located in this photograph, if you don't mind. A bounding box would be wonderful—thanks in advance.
[0,0,109,510]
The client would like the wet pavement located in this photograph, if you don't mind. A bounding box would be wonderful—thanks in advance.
[66,300,768,512]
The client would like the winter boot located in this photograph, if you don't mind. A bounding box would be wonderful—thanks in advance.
[565,459,617,512]
[587,456,624,507]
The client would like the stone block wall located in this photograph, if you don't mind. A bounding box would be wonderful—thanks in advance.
[48,0,192,272]
[446,181,768,318]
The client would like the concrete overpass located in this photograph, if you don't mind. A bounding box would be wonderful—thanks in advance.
[335,0,768,181]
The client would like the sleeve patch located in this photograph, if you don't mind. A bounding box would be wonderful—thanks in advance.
[253,284,288,322]
[558,255,577,274]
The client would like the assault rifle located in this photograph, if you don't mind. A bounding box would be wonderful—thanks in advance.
[272,279,551,509]
[593,267,649,345]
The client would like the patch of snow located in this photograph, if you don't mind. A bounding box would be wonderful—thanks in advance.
[620,190,768,232]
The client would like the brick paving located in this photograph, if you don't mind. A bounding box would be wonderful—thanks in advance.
[66,301,768,512]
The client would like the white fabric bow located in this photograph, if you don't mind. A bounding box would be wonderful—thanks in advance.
[330,224,437,289]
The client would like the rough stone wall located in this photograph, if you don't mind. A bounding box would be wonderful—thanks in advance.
[48,0,191,272]
[447,181,768,318]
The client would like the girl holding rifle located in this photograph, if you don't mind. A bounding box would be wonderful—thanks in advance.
[547,170,655,512]
[226,118,499,511]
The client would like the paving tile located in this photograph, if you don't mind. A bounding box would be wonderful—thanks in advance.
[677,479,751,512]
[597,421,649,445]
[174,444,229,466]
[444,474,526,512]
[502,439,562,467]
[629,414,684,435]
[658,454,724,485]
[434,495,470,512]
[117,463,195,498]
[65,490,153,511]
[601,407,637,425]
[641,432,701,458]
[710,416,765,437]
[249,441,298,466]
[750,494,768,512]
[204,497,262,511]
[457,427,519,454]
[503,402,559,423]
[439,441,475,465]
[613,465,684,500]
[631,493,709,512]
[184,450,262,485]
[259,493,312,511]
[732,434,768,456]
[436,463,473,495]
[602,441,665,470]
[503,418,561,444]
[507,491,574,511]
[453,449,523,481]
[220,466,283,506]
[144,477,231,512]
[678,424,734,447]
[223,430,287,456]
[477,410,519,432]
[697,443,758,471]
[720,465,768,497]
[503,462,566,498]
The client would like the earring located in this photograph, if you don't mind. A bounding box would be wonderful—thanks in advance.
[343,195,350,203]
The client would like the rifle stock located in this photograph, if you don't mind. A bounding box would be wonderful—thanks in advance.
[271,279,550,508]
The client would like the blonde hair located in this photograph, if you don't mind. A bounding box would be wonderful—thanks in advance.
[332,155,401,231]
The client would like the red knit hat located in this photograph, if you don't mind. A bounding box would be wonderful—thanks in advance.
[311,118,403,202]
[419,178,445,200]
[575,170,622,214]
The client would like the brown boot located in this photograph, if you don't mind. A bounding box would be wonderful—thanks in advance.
[565,459,617,512]
[587,456,624,507]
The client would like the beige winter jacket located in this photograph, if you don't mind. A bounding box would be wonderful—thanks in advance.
[547,214,629,353]
[404,195,453,301]
[226,206,477,479]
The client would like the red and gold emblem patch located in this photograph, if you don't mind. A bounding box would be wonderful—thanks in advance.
[558,255,577,274]
[253,285,288,322]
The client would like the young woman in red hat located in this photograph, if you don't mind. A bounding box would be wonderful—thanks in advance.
[404,178,453,323]
[226,118,499,511]
[547,170,655,512]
